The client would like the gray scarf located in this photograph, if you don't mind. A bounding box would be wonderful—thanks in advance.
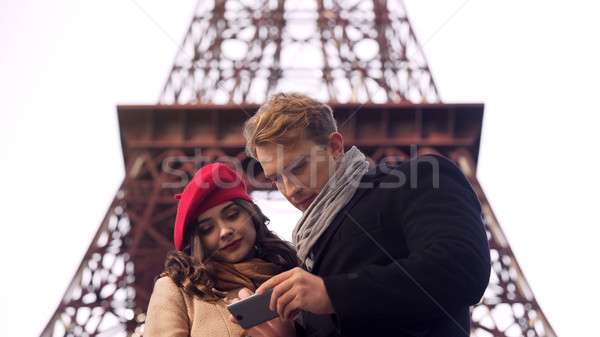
[292,146,369,270]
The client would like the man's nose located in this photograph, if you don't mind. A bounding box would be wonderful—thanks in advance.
[281,174,301,199]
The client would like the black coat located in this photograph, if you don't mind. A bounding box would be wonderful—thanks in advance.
[297,155,491,337]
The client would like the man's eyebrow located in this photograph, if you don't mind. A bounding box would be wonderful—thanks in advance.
[285,157,307,170]
[262,156,306,181]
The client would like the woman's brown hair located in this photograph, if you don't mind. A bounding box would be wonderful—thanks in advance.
[160,198,299,301]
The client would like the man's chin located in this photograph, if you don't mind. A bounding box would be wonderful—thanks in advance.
[293,204,306,212]
[297,195,316,211]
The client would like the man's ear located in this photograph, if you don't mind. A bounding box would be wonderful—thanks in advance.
[328,132,344,159]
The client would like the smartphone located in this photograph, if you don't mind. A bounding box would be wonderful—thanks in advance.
[227,288,279,329]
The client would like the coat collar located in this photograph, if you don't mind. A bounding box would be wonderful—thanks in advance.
[305,165,390,272]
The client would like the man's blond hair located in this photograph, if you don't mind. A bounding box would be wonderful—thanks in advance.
[243,92,338,159]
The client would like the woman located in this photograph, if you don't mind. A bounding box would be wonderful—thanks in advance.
[144,163,299,337]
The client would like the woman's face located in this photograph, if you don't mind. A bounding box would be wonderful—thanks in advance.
[195,201,257,263]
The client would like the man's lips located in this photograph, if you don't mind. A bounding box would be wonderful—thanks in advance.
[222,238,242,250]
[298,195,316,209]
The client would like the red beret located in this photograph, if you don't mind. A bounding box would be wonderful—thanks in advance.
[173,163,253,250]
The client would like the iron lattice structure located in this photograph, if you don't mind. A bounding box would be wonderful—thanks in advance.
[41,1,556,336]
[160,0,440,105]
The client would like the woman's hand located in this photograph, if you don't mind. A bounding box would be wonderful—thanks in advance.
[229,288,296,337]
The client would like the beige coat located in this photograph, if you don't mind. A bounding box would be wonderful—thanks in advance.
[144,277,246,337]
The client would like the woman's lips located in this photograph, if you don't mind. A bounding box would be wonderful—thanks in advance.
[222,238,242,250]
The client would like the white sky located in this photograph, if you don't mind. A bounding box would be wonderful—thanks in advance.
[1,0,599,336]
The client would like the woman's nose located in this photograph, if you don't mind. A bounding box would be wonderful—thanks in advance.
[220,225,234,240]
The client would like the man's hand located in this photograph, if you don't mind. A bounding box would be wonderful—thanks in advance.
[229,288,295,337]
[255,267,334,321]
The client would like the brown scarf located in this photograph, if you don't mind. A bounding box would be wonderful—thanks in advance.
[213,258,283,292]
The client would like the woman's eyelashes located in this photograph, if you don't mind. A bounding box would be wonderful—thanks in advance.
[197,209,240,235]
[225,210,240,221]
[199,224,214,235]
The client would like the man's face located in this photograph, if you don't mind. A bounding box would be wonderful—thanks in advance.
[256,131,343,212]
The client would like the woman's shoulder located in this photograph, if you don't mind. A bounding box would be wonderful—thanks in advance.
[152,276,247,307]
[153,276,236,304]
[149,276,187,304]
[154,276,179,290]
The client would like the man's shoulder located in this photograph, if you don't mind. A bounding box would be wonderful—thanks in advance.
[355,154,469,199]
[362,154,458,180]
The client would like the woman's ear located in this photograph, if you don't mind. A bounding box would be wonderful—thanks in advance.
[328,132,344,159]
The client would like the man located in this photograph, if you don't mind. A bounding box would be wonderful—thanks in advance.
[236,92,490,336]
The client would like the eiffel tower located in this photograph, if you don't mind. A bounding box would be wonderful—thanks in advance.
[41,1,556,336]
